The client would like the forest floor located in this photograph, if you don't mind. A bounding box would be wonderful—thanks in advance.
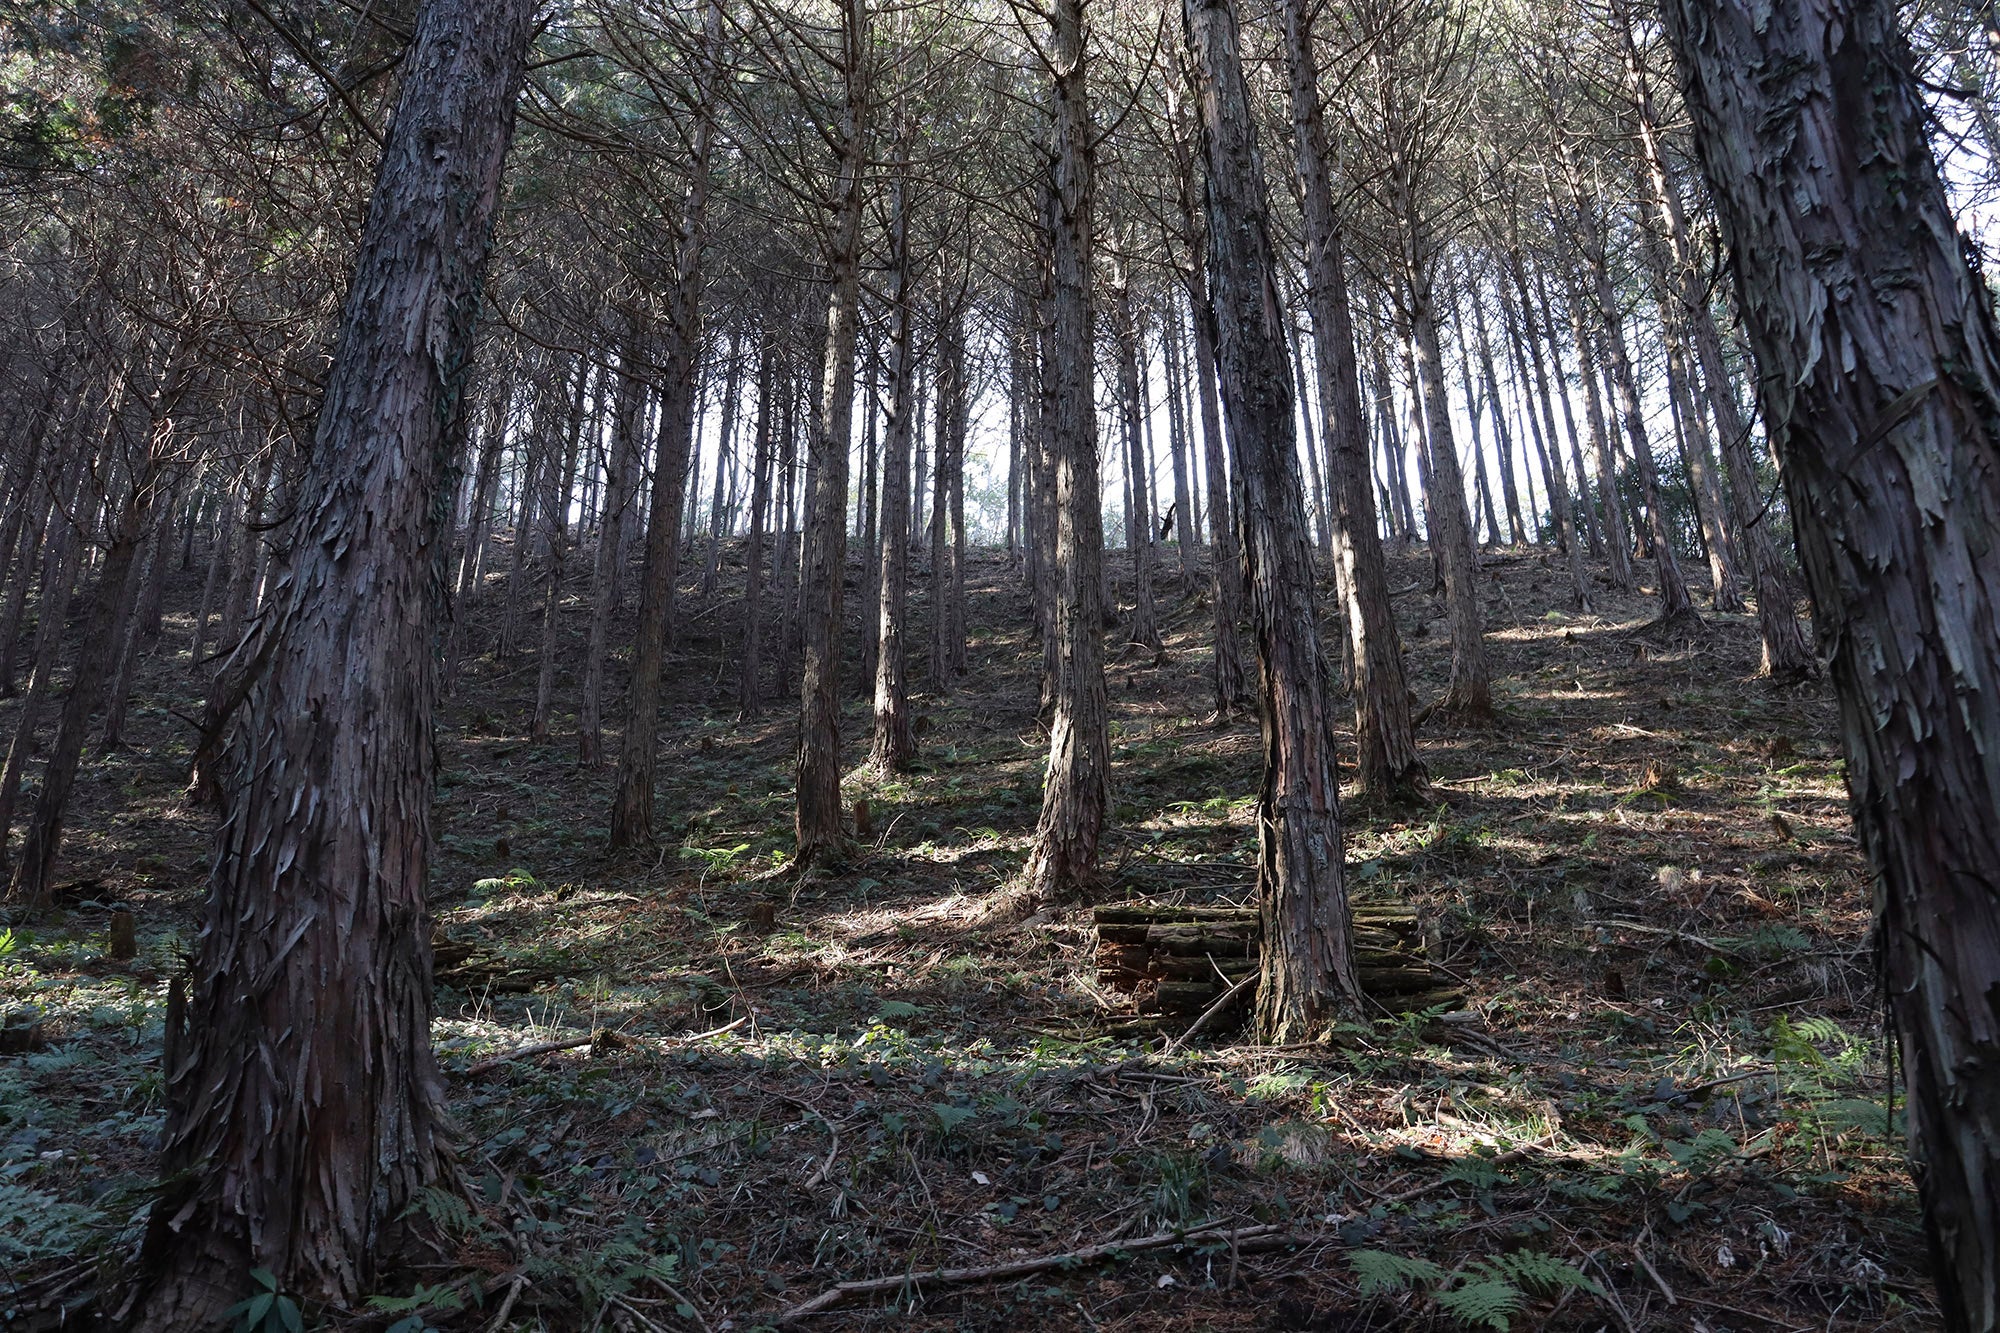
[1,540,1931,1331]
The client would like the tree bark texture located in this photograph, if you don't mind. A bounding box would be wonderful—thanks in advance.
[1278,0,1423,802]
[795,0,868,865]
[1659,3,2000,1325]
[873,141,918,774]
[1184,0,1361,1040]
[126,1,536,1323]
[1026,0,1110,905]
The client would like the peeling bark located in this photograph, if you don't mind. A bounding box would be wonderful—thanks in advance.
[1660,3,2000,1324]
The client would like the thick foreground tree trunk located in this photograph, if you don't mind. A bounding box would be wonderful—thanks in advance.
[1659,2,2000,1327]
[124,1,536,1324]
[1185,0,1360,1040]
[1025,0,1110,905]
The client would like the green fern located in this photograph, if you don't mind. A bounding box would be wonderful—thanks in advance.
[1350,1248,1597,1330]
[1349,1248,1445,1296]
[1435,1277,1523,1330]
[1474,1250,1600,1296]
[399,1184,477,1237]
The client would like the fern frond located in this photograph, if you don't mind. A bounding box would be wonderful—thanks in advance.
[1476,1250,1600,1296]
[1348,1249,1445,1296]
[1435,1277,1522,1330]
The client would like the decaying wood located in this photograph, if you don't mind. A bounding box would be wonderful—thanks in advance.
[1094,902,1453,1020]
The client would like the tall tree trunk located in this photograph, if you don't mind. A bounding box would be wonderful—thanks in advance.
[1112,256,1161,651]
[1185,0,1360,1039]
[125,3,535,1322]
[1663,327,1746,610]
[8,460,165,905]
[739,327,777,720]
[1579,201,1699,627]
[1279,0,1424,801]
[1187,260,1252,714]
[1471,292,1528,546]
[99,496,174,750]
[578,333,646,766]
[531,362,588,741]
[1558,262,1637,591]
[1161,296,1199,587]
[0,454,89,875]
[1660,2,2000,1325]
[928,300,964,687]
[1025,0,1110,905]
[1498,260,1592,609]
[1531,262,1607,557]
[858,338,882,692]
[444,372,512,690]
[1406,275,1492,716]
[610,0,723,847]
[873,130,918,773]
[795,0,868,866]
[1030,278,1061,711]
[700,330,744,599]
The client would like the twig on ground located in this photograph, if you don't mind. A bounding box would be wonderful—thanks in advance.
[1162,969,1258,1055]
[461,1015,749,1075]
[771,1221,1286,1323]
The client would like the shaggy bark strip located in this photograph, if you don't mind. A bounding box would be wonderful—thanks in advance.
[1660,1,2000,1325]
[126,0,539,1325]
[1184,0,1361,1038]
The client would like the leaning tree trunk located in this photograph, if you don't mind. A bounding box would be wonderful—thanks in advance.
[1025,0,1110,906]
[1580,199,1698,628]
[1406,281,1492,717]
[1659,3,2000,1326]
[1185,0,1361,1040]
[1279,0,1423,802]
[124,0,536,1325]
[1557,262,1637,591]
[795,0,868,866]
[610,0,722,848]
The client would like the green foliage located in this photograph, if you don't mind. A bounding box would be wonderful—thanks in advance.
[1349,1249,1445,1296]
[681,843,752,873]
[224,1268,303,1333]
[368,1282,464,1315]
[399,1184,479,1237]
[0,1182,103,1262]
[1348,1248,1596,1330]
[471,868,539,897]
[1434,1277,1523,1329]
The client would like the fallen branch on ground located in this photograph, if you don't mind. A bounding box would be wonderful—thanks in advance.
[772,1221,1287,1322]
[460,1015,749,1075]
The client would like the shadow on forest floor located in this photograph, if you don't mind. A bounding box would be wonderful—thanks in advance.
[1,542,1928,1330]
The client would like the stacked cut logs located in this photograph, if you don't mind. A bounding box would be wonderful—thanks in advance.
[1094,902,1457,1020]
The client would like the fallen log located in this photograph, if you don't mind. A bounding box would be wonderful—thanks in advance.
[1094,900,1455,1021]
